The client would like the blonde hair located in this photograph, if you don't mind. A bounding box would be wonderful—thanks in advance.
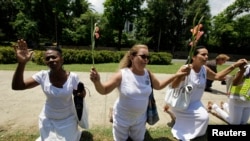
[119,44,148,69]
[216,54,230,61]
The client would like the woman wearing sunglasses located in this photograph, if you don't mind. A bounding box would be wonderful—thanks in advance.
[90,44,188,141]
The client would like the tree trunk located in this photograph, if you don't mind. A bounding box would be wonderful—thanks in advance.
[117,29,122,51]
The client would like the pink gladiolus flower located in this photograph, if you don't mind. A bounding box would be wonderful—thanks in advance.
[189,31,204,46]
[190,24,203,36]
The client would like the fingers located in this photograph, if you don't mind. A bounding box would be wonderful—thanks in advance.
[17,39,28,50]
[12,44,18,52]
[180,65,191,73]
[90,67,99,82]
[236,59,248,67]
[78,90,86,98]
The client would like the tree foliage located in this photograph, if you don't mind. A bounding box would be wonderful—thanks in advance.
[210,0,250,53]
[103,0,145,50]
[137,0,210,53]
[0,0,249,55]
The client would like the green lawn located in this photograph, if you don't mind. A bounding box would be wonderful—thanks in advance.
[0,125,208,141]
[0,61,236,74]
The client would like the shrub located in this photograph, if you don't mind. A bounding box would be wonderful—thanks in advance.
[0,46,173,65]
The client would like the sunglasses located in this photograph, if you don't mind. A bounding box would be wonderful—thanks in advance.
[137,54,150,60]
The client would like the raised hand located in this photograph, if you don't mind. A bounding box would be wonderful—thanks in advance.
[234,59,248,68]
[13,39,34,64]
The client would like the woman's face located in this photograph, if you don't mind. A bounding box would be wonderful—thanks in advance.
[44,50,63,70]
[132,48,149,71]
[193,48,208,65]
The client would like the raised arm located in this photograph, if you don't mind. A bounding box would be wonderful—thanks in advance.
[148,67,189,90]
[166,65,190,88]
[90,67,122,95]
[12,39,38,90]
[206,59,247,81]
[232,64,248,86]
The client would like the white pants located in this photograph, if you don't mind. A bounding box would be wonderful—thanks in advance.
[113,120,146,141]
[212,99,250,124]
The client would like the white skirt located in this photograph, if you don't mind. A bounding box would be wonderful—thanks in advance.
[36,109,81,141]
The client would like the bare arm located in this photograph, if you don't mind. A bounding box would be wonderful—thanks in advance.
[90,67,121,95]
[12,39,38,90]
[206,59,248,81]
[232,65,247,85]
[166,65,190,88]
[149,70,188,90]
[12,63,39,90]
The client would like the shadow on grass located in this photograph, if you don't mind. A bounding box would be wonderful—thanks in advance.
[145,130,175,141]
[80,130,94,141]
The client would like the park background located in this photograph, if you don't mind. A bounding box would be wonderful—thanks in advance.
[1,0,250,140]
[1,0,250,60]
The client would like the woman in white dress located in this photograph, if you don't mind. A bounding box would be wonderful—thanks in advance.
[89,44,188,141]
[169,45,247,141]
[12,39,85,141]
[208,64,250,125]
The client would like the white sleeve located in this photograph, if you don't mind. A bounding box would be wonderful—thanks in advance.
[32,70,48,84]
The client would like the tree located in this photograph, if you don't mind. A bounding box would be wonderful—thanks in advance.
[0,0,18,41]
[234,14,250,54]
[136,0,210,53]
[210,0,250,53]
[61,0,95,45]
[145,0,185,52]
[104,0,145,50]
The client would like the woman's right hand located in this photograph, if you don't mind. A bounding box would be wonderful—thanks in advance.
[13,39,33,64]
[177,65,191,77]
[90,67,100,83]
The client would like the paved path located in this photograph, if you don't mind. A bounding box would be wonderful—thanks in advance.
[0,70,249,133]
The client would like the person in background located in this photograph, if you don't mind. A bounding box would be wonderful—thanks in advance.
[89,44,188,141]
[11,39,86,141]
[168,45,247,141]
[207,64,250,125]
[205,54,230,92]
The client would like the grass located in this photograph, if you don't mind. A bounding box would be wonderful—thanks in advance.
[0,61,236,74]
[0,126,186,141]
[0,62,183,73]
[0,125,209,141]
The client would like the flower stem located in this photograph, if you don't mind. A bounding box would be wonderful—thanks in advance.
[91,17,95,66]
[187,15,204,65]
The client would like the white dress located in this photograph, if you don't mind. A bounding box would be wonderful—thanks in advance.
[171,65,209,141]
[32,70,81,141]
[112,68,152,141]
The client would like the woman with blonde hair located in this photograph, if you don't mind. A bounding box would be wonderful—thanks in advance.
[90,44,188,141]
